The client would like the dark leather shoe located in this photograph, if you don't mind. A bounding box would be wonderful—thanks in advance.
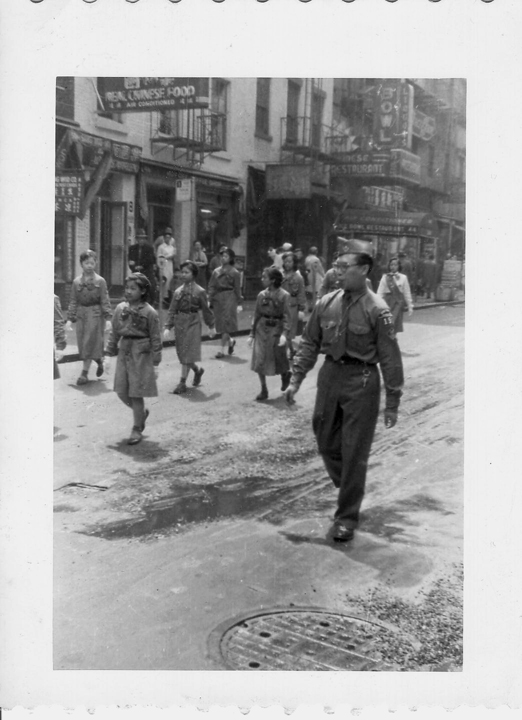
[228,339,236,355]
[172,381,187,394]
[331,523,354,542]
[192,367,205,387]
[96,359,104,377]
[256,388,268,401]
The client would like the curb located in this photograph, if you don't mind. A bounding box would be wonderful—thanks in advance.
[57,300,464,365]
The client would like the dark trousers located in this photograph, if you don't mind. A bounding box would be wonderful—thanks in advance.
[312,358,380,527]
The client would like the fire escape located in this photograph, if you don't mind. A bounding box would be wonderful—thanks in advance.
[149,107,226,167]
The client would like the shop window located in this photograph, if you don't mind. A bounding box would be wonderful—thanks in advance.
[56,77,75,121]
[96,78,123,123]
[286,80,300,144]
[255,78,271,138]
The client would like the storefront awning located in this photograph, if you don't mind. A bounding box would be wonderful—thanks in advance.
[336,210,439,238]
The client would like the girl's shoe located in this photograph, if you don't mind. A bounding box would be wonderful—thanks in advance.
[172,380,187,394]
[228,339,236,355]
[127,427,142,445]
[215,351,225,359]
[192,368,205,386]
[256,388,269,401]
[96,359,104,377]
[76,372,88,386]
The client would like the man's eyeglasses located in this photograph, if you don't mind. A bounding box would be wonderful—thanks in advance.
[334,262,359,270]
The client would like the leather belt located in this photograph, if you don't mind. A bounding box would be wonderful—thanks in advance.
[327,354,370,366]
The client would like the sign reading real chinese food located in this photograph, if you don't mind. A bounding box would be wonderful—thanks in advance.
[55,173,83,215]
[99,77,210,112]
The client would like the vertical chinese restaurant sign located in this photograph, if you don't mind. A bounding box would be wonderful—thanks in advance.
[99,78,210,112]
[373,80,413,149]
[55,173,83,215]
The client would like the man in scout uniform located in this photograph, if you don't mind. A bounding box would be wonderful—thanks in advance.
[285,238,404,542]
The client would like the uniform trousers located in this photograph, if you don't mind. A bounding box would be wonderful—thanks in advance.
[312,357,380,528]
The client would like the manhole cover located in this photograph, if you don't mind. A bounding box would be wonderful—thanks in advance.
[208,606,418,671]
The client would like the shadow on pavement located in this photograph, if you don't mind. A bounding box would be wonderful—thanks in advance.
[106,438,170,463]
[67,381,113,396]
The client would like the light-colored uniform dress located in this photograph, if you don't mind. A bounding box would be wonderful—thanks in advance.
[281,270,306,340]
[208,265,243,335]
[106,301,162,397]
[67,272,112,360]
[156,240,176,288]
[165,282,214,364]
[251,287,292,376]
[377,272,413,333]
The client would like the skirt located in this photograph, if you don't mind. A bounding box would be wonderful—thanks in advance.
[251,318,290,376]
[173,313,201,364]
[114,337,158,397]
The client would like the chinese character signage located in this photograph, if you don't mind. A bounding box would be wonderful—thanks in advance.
[390,149,421,185]
[55,173,83,215]
[412,109,436,141]
[362,185,404,210]
[68,129,142,174]
[373,80,413,149]
[100,78,210,113]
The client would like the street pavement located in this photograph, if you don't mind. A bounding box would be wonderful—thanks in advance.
[53,304,464,672]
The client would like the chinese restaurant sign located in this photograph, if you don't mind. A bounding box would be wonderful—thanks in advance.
[330,151,391,179]
[99,78,210,112]
[373,80,413,149]
[71,130,142,174]
[55,173,83,215]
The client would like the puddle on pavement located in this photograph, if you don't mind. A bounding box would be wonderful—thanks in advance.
[83,476,295,540]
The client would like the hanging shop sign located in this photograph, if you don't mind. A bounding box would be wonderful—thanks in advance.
[362,185,404,211]
[55,172,83,215]
[390,148,421,185]
[330,151,391,179]
[373,80,414,149]
[56,129,142,174]
[266,164,312,199]
[99,77,210,113]
[412,109,436,141]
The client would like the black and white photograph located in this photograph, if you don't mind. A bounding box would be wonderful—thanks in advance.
[53,75,465,674]
[2,0,522,716]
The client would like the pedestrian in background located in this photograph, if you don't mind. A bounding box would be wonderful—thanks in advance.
[304,246,325,310]
[248,267,292,401]
[285,239,404,543]
[208,247,243,358]
[66,249,112,386]
[190,240,209,290]
[163,261,215,395]
[128,230,158,306]
[267,246,283,270]
[54,294,67,380]
[281,251,306,358]
[208,243,228,277]
[422,253,438,300]
[105,273,162,446]
[377,256,414,333]
[156,227,176,307]
[318,252,341,299]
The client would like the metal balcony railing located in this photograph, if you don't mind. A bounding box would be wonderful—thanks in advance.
[153,109,227,154]
[281,116,329,154]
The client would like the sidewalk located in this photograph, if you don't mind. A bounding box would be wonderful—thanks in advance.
[59,293,465,363]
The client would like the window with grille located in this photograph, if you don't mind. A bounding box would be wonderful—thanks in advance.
[286,80,300,144]
[255,78,271,138]
[211,78,229,150]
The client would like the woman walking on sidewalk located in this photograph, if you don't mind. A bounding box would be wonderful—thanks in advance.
[66,250,112,385]
[163,261,215,395]
[208,247,243,358]
[248,267,292,401]
[281,251,306,359]
[105,273,162,445]
[377,256,414,333]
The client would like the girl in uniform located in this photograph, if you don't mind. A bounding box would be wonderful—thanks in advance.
[248,267,292,401]
[208,247,243,358]
[163,261,215,394]
[281,251,306,359]
[67,250,112,385]
[377,256,414,333]
[105,273,162,445]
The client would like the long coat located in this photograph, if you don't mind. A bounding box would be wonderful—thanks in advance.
[166,282,214,364]
[208,265,243,334]
[251,287,292,376]
[67,272,112,360]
